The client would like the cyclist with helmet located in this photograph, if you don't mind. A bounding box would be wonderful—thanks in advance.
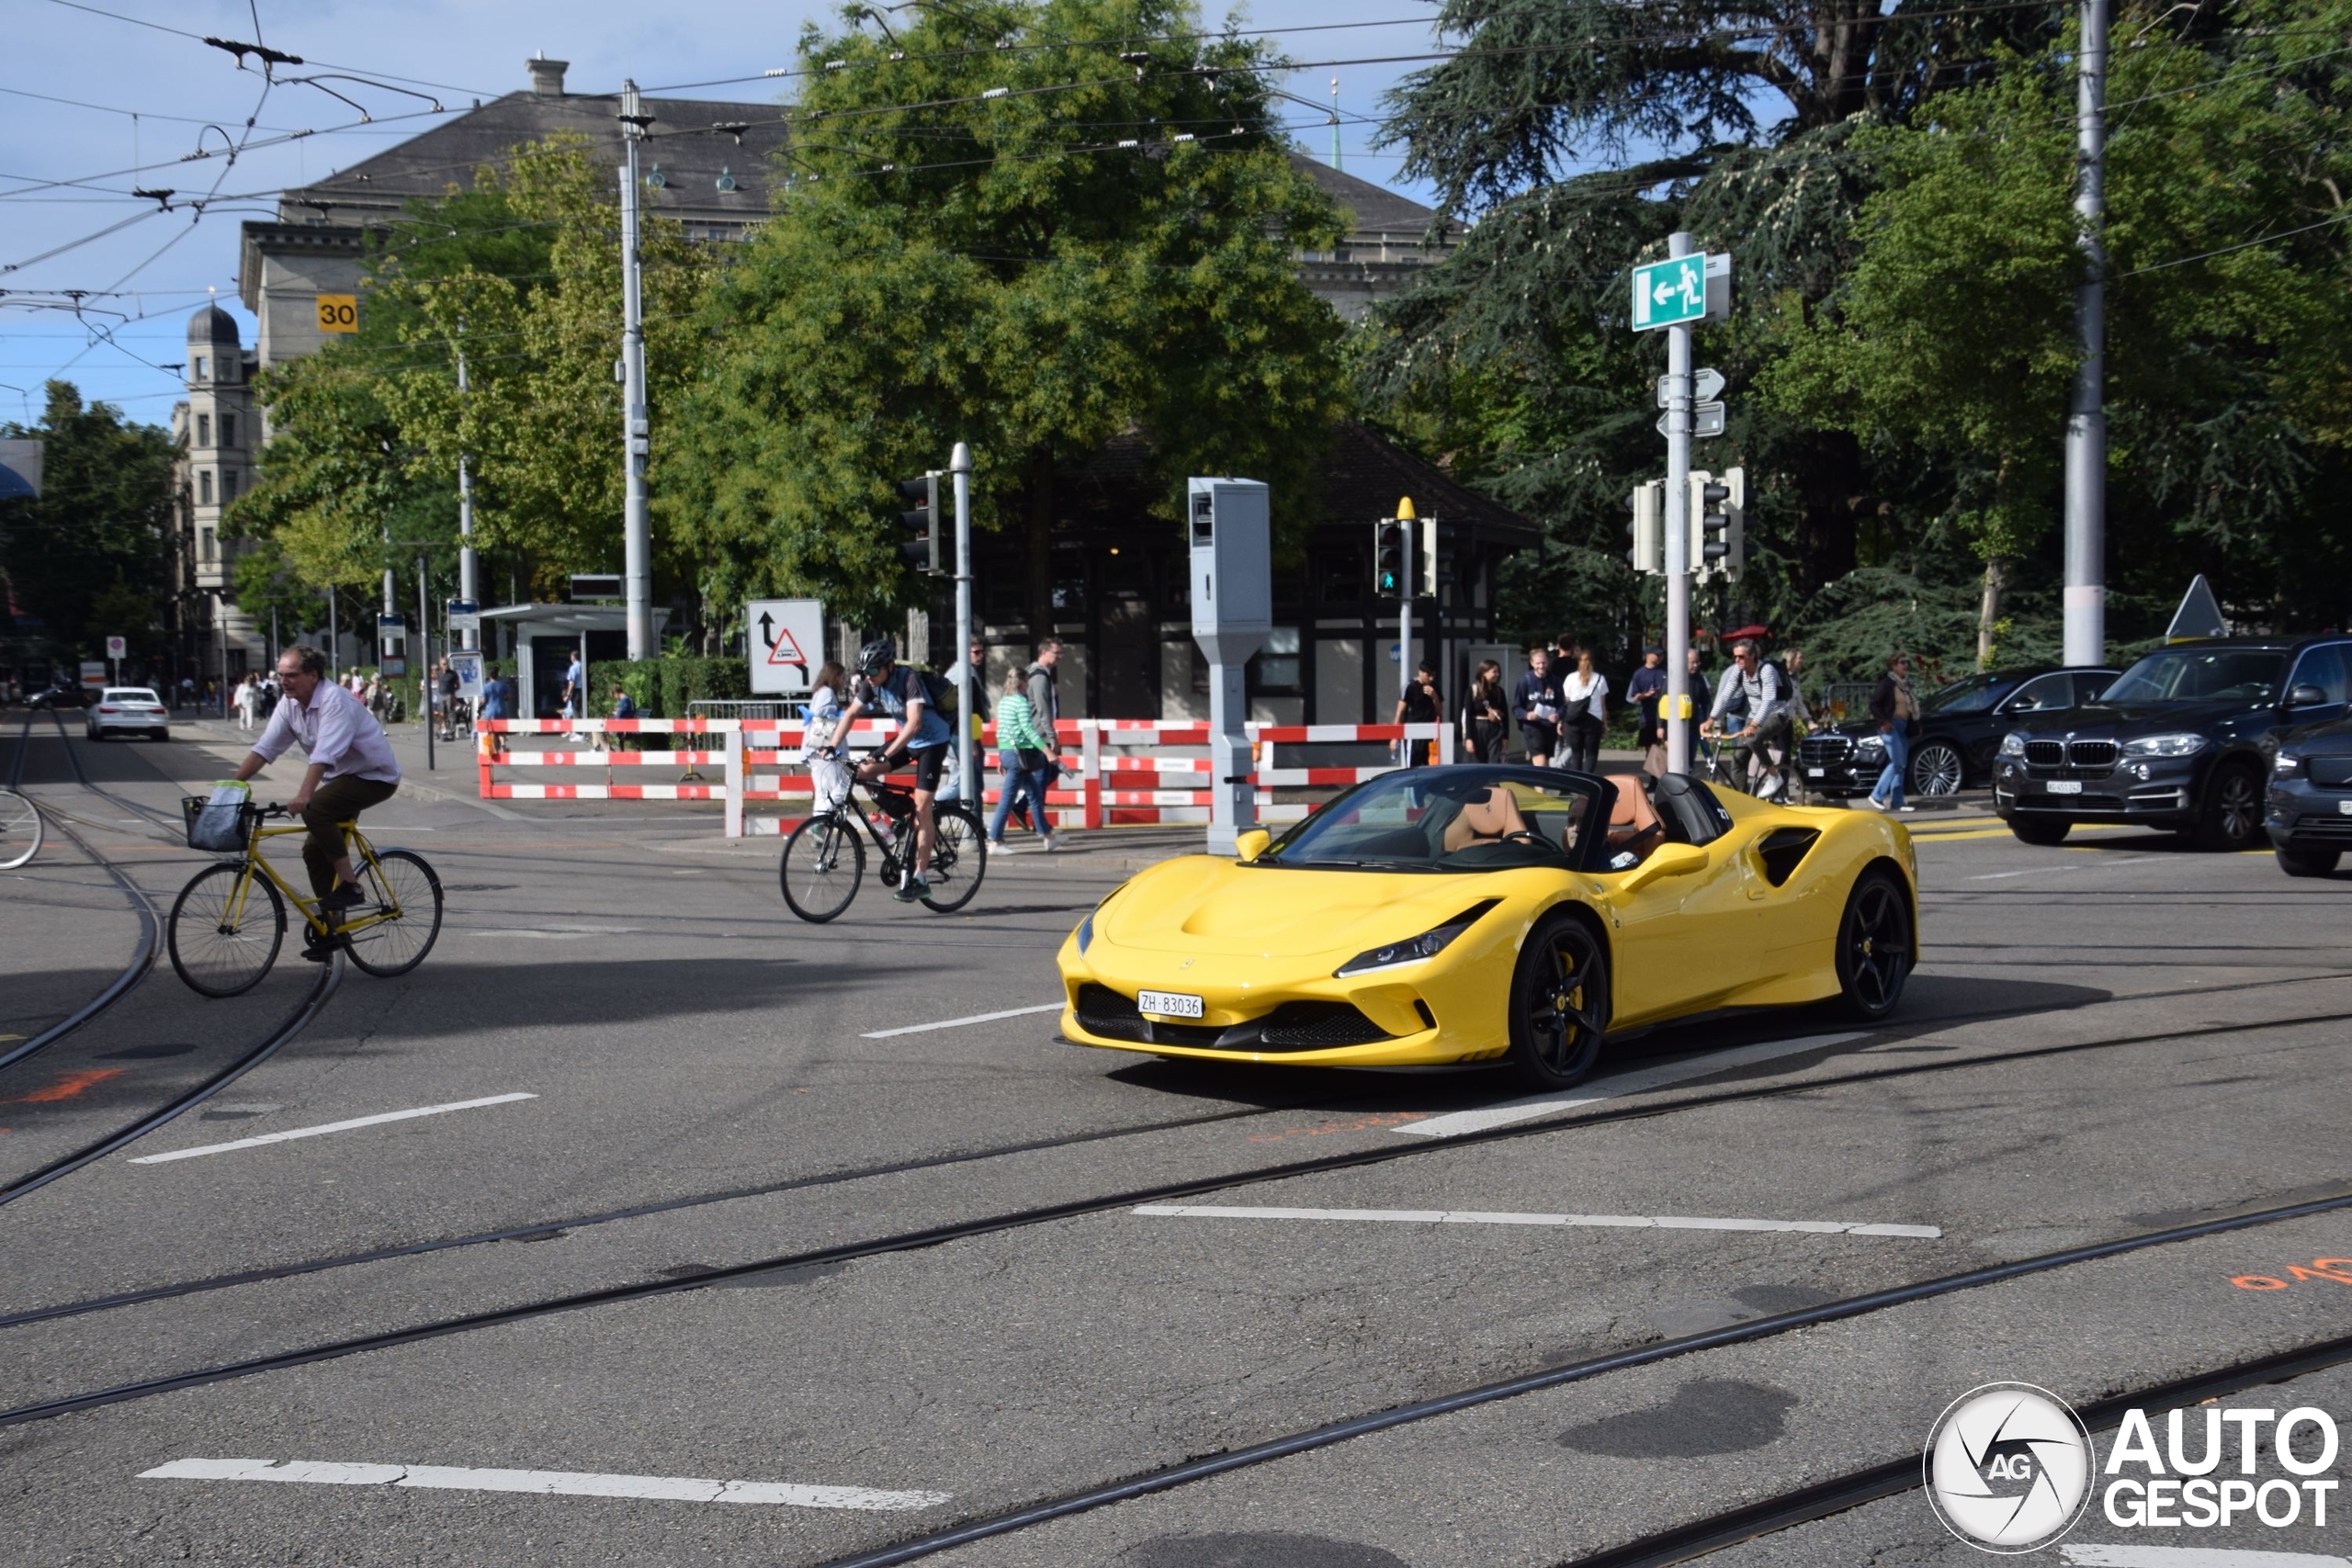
[840,637,954,902]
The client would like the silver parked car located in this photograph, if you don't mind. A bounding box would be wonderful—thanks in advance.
[86,687,170,741]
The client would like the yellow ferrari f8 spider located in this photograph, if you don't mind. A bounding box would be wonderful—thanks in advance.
[1057,766,1917,1089]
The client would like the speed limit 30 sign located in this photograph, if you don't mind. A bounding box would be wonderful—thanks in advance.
[315,294,358,333]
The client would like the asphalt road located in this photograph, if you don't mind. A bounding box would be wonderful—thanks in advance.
[3,709,2348,1567]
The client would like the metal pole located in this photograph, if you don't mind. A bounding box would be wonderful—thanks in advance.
[2063,0,2109,667]
[1396,501,1415,739]
[419,554,434,772]
[456,327,479,627]
[328,588,337,679]
[1663,231,1694,775]
[950,441,975,811]
[618,81,654,661]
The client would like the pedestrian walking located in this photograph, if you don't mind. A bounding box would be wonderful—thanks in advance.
[232,673,259,731]
[1561,649,1609,773]
[605,683,638,752]
[989,666,1059,852]
[1683,648,1713,769]
[937,637,989,808]
[1461,660,1509,764]
[1627,649,1668,778]
[1514,647,1564,767]
[560,647,584,740]
[1866,652,1918,813]
[477,664,511,756]
[1016,637,1062,835]
[1393,660,1441,766]
[800,660,853,813]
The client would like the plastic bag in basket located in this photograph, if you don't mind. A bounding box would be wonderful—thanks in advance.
[189,782,250,852]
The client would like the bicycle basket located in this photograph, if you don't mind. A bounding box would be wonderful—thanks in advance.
[182,791,254,852]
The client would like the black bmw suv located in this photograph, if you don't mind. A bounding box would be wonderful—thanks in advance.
[2266,716,2352,875]
[1799,665,2121,797]
[1994,636,2352,850]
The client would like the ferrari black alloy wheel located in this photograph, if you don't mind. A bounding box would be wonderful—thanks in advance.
[1507,914,1610,1091]
[1835,870,1913,1021]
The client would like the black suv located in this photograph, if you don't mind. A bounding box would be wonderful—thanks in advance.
[2266,716,2352,875]
[1994,636,2352,850]
[1799,666,2121,798]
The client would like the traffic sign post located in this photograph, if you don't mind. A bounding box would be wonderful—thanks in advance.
[1633,240,1730,773]
[746,598,826,695]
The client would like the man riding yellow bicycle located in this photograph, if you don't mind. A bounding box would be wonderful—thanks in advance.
[229,643,401,961]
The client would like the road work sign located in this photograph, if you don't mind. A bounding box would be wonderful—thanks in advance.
[747,598,824,695]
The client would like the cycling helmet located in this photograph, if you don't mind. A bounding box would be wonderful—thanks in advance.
[857,637,897,674]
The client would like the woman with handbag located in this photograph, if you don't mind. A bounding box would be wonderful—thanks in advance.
[988,666,1060,852]
[1562,649,1610,773]
[1462,660,1509,763]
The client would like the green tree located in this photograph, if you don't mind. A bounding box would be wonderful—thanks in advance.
[663,0,1348,639]
[0,381,175,657]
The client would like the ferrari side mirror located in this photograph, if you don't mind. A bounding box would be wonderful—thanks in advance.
[1233,829,1272,863]
[1620,840,1707,891]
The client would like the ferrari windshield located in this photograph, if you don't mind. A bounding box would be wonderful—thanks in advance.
[2101,649,2286,705]
[1259,767,1601,872]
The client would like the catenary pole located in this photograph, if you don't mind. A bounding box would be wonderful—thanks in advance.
[617,82,654,660]
[455,324,478,627]
[1663,231,1694,775]
[2063,0,2109,666]
[418,555,434,773]
[951,442,974,812]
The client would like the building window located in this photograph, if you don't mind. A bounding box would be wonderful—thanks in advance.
[198,470,213,505]
[197,413,211,447]
[221,413,236,447]
[199,528,216,563]
[221,468,237,502]
[195,355,209,381]
[1251,626,1303,694]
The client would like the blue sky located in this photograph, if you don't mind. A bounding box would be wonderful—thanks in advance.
[0,0,1453,429]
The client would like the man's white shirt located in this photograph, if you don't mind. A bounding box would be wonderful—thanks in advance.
[250,679,401,783]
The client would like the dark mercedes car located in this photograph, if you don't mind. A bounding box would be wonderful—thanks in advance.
[1994,636,2352,850]
[2266,716,2352,875]
[1799,666,2121,798]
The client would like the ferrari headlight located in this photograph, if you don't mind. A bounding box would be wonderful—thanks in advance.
[2121,733,2204,758]
[1999,731,2027,758]
[2274,751,2303,776]
[1334,901,1498,977]
[1074,910,1095,954]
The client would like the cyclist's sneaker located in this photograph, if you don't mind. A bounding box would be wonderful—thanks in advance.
[319,881,365,913]
[300,931,345,963]
[893,874,932,903]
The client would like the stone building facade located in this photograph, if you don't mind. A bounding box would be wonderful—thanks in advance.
[168,303,265,680]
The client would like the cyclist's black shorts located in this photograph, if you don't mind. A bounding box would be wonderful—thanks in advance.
[909,743,948,794]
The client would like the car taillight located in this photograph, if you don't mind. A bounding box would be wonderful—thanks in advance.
[98,705,120,713]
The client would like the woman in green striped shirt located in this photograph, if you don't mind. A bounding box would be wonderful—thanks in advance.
[989,667,1059,852]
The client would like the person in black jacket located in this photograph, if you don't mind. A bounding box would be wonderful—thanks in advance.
[1866,653,1918,812]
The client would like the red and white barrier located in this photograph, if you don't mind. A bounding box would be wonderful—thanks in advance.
[474,716,1451,835]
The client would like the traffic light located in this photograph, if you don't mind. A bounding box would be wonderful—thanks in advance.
[897,472,941,574]
[1629,480,1663,575]
[1374,519,1410,599]
[1689,467,1745,581]
[1418,516,1440,599]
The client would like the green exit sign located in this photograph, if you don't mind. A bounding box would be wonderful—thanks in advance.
[1632,254,1718,330]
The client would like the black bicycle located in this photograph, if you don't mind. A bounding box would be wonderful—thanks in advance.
[778,753,986,922]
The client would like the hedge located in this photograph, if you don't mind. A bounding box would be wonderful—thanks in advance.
[585,655,749,719]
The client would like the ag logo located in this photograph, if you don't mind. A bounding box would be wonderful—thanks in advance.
[1924,1382,2094,1553]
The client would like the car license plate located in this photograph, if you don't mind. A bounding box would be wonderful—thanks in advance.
[1136,989,1204,1019]
[2047,779,2083,795]
[1806,768,1826,778]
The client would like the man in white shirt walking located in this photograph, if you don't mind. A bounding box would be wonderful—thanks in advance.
[230,643,402,958]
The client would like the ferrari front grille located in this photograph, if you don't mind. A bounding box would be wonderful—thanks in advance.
[1258,1002,1393,1050]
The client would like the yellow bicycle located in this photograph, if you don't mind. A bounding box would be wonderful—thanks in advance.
[169,797,444,997]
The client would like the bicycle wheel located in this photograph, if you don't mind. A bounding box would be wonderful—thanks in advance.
[345,848,444,977]
[921,803,988,914]
[0,788,40,871]
[168,863,285,998]
[781,813,865,923]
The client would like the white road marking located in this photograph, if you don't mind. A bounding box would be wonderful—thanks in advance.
[1393,1032,1870,1138]
[1134,1203,1939,1238]
[140,1458,948,1512]
[862,1002,1065,1039]
[473,927,642,939]
[128,1093,537,1164]
[1971,854,2157,881]
[2063,1547,2352,1567]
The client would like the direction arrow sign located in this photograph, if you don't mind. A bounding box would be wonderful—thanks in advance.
[1632,254,1707,331]
[746,598,825,695]
[1655,401,1727,439]
[1656,368,1726,408]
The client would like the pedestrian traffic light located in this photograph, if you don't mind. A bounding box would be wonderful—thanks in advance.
[1689,467,1745,582]
[897,472,941,575]
[1374,519,1410,599]
[1630,480,1664,575]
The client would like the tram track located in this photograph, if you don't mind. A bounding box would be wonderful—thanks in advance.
[0,712,160,1076]
[0,712,343,1208]
[8,994,2352,1435]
